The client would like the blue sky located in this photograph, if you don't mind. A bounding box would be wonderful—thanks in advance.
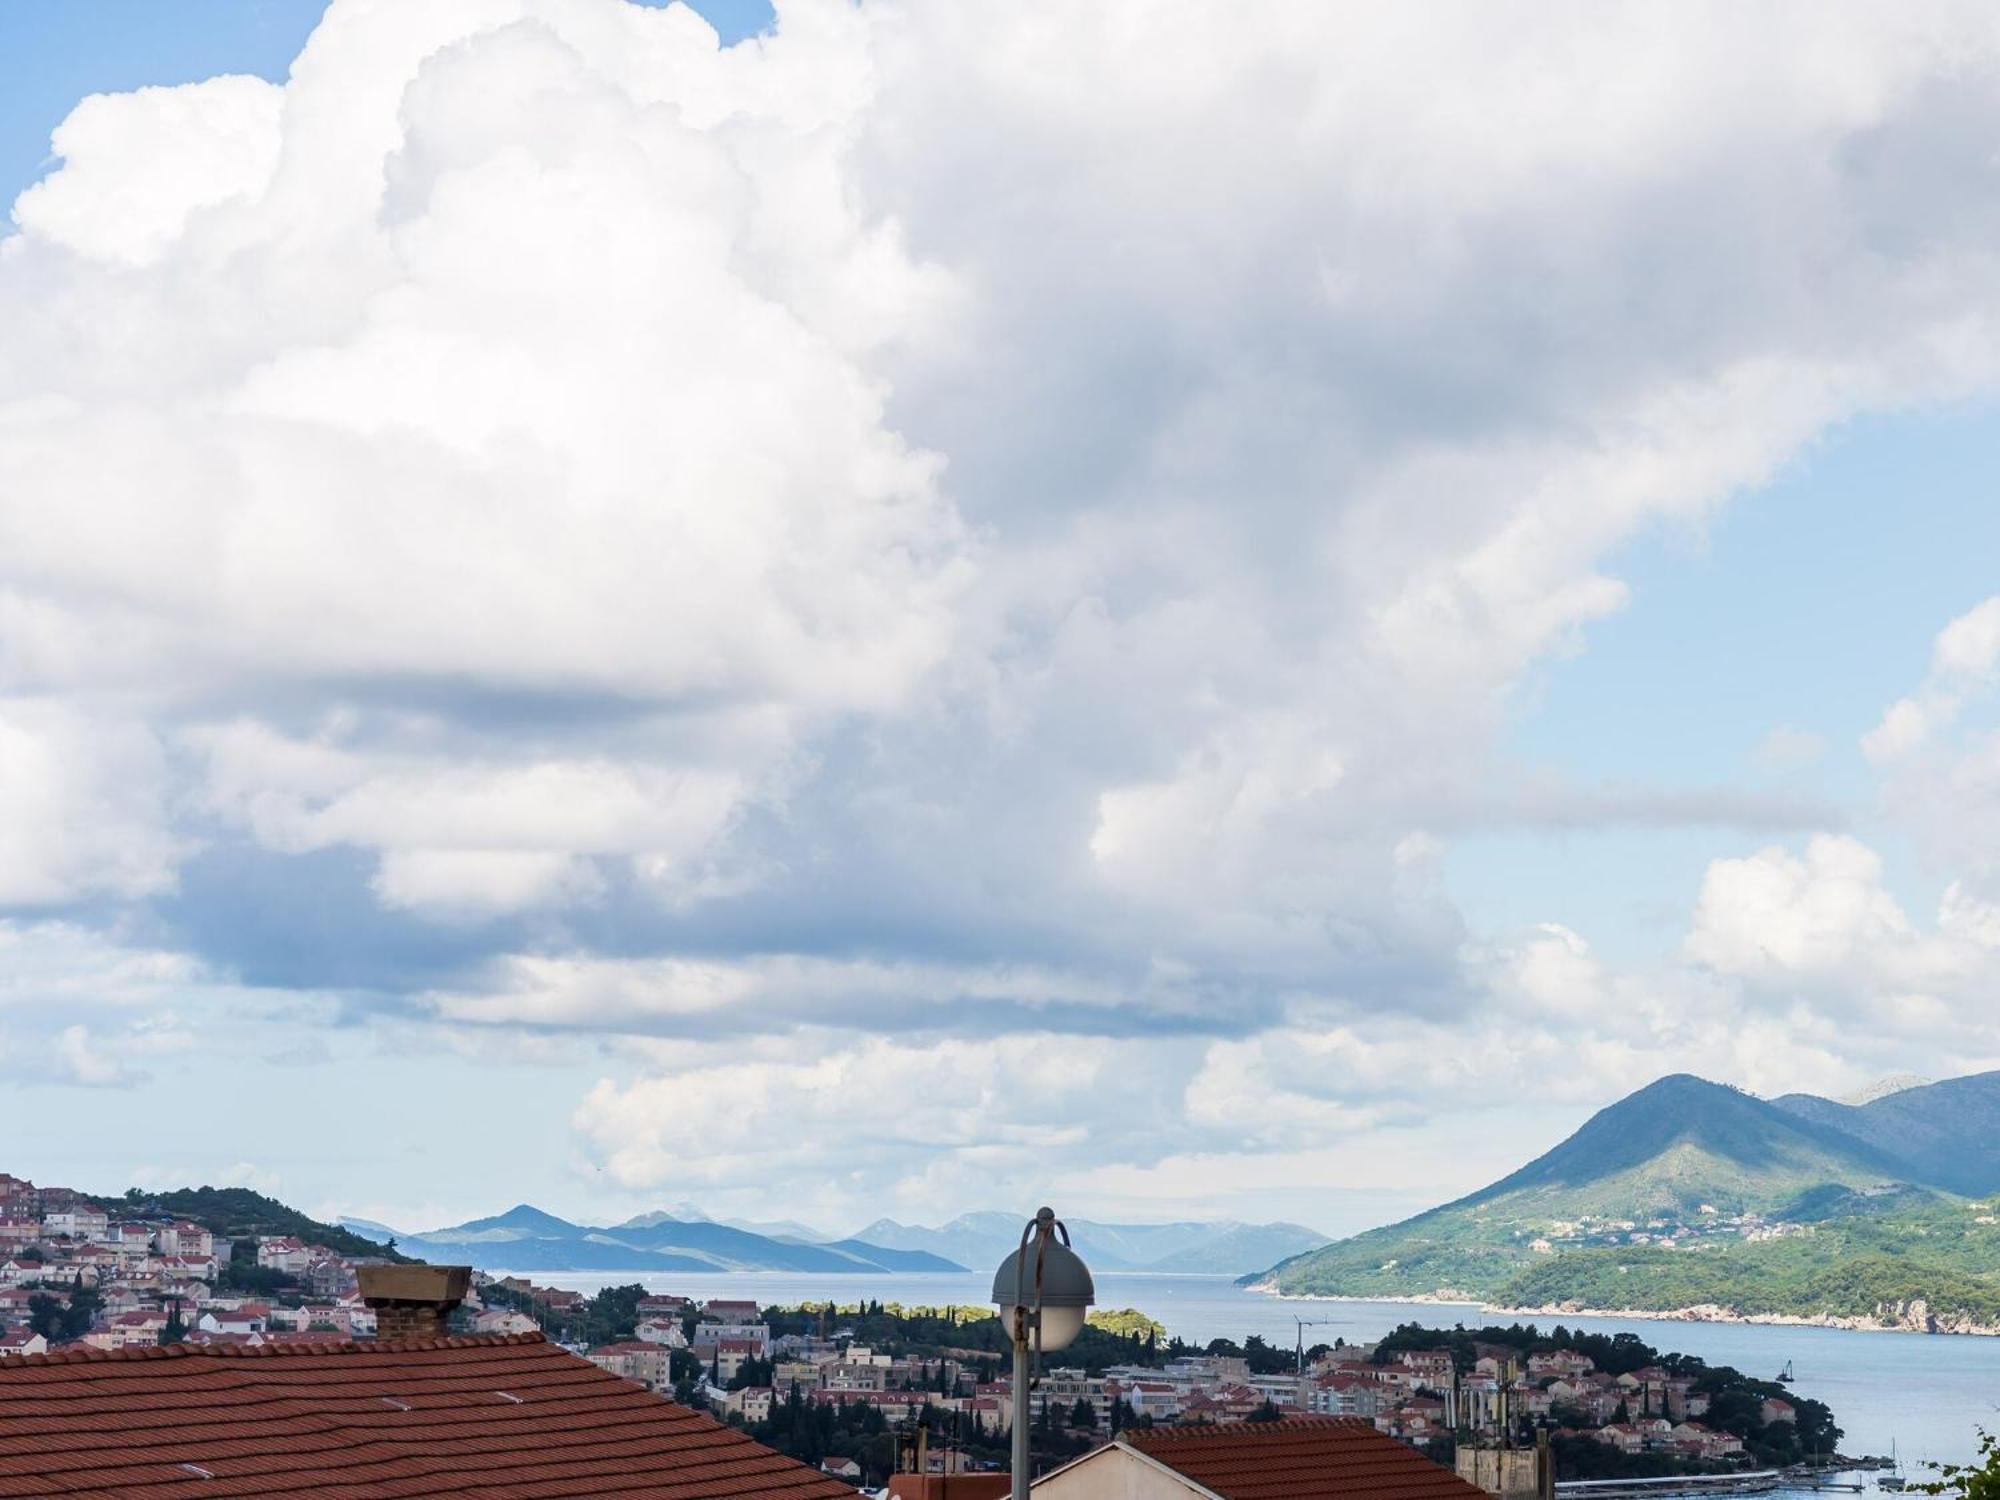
[1455,402,2000,954]
[3,0,1998,1238]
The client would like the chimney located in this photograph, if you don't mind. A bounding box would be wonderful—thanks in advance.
[358,1264,472,1341]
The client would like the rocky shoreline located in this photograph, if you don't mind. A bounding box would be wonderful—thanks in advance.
[1248,1283,2000,1337]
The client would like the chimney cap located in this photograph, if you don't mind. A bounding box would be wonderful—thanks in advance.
[358,1264,472,1308]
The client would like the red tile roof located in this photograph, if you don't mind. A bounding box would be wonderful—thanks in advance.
[0,1331,856,1497]
[884,1477,1011,1499]
[1121,1416,1491,1500]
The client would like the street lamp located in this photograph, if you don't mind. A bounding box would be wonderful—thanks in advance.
[991,1206,1094,1500]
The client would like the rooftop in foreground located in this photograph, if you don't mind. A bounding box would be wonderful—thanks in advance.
[1037,1416,1496,1500]
[0,1331,854,1497]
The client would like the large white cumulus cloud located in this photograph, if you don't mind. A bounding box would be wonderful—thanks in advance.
[8,0,2000,1212]
[1,0,964,917]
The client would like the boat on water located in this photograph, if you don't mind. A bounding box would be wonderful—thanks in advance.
[1777,1360,1795,1384]
[1878,1440,1905,1491]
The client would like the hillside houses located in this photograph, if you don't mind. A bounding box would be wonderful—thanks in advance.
[586,1340,670,1391]
[0,1171,392,1360]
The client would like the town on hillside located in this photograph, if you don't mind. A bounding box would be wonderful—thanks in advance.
[483,1279,1846,1488]
[0,1169,1845,1492]
[0,1172,401,1354]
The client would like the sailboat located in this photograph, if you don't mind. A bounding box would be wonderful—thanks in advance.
[1879,1439,1906,1491]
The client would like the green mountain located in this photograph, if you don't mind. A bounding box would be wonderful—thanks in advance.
[1255,1071,2000,1329]
[1771,1070,2000,1197]
[1459,1074,1916,1217]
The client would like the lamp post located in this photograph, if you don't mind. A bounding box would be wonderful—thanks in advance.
[991,1207,1094,1500]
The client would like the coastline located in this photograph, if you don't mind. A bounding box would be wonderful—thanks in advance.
[1246,1283,2000,1338]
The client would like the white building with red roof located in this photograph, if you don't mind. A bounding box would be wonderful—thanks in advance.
[254,1236,311,1274]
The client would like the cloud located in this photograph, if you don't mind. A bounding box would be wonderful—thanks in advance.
[573,1032,1123,1209]
[3,0,965,939]
[1865,597,2000,901]
[421,951,1175,1038]
[0,920,206,1009]
[0,701,181,905]
[191,720,753,916]
[11,76,285,265]
[0,919,339,1099]
[1686,835,1918,979]
[1863,597,2000,761]
[56,1025,143,1088]
[1683,833,2000,1059]
[9,0,2000,1217]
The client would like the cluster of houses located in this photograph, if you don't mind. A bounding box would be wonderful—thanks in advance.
[500,1280,1771,1472]
[0,1172,386,1356]
[1528,1206,1805,1254]
[553,1291,1367,1441]
[1293,1344,1769,1463]
[552,1290,1017,1436]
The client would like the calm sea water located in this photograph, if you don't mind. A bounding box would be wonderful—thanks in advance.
[515,1270,2000,1472]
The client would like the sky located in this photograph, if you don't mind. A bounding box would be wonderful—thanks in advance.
[4,0,2000,1243]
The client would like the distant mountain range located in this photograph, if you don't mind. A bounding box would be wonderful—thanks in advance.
[850,1212,1329,1275]
[1255,1070,2000,1332]
[338,1204,1327,1277]
[339,1205,967,1275]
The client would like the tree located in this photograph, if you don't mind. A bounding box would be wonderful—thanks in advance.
[729,1355,774,1392]
[1087,1308,1166,1343]
[1921,1429,1998,1500]
[1703,1389,1760,1440]
[1248,1400,1284,1423]
[1551,1402,1593,1431]
[1070,1397,1096,1431]
[35,1279,103,1343]
[27,1293,65,1342]
[159,1300,188,1346]
[1232,1335,1293,1375]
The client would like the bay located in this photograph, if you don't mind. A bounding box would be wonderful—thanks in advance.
[512,1269,2000,1473]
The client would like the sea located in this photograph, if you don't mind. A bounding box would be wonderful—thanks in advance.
[510,1269,2000,1477]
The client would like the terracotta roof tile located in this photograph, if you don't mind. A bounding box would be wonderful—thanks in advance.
[1121,1416,1490,1500]
[0,1331,855,1497]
